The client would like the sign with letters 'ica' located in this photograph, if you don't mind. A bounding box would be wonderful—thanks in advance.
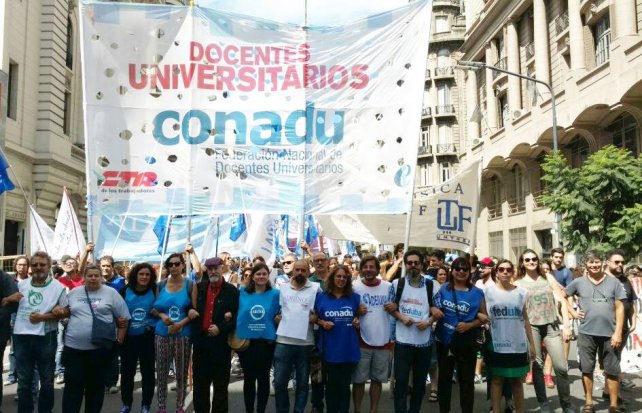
[316,161,481,251]
[79,0,431,216]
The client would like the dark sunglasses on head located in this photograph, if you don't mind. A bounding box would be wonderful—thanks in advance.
[523,257,538,263]
[167,262,182,268]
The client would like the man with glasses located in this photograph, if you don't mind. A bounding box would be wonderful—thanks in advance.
[3,251,66,413]
[275,253,297,289]
[605,249,637,392]
[563,251,627,413]
[388,249,438,413]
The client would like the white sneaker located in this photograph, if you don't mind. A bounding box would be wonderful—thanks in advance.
[55,374,65,384]
[109,386,118,394]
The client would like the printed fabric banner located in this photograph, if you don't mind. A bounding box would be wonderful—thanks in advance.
[316,161,481,252]
[79,0,431,217]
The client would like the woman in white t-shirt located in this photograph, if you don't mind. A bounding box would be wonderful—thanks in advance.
[485,259,536,413]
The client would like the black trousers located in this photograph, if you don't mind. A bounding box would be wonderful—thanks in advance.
[120,332,155,408]
[193,346,232,413]
[436,342,477,413]
[238,340,275,413]
[324,361,357,413]
[61,346,113,413]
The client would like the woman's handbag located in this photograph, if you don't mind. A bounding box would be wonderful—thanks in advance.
[84,287,117,349]
[227,329,250,352]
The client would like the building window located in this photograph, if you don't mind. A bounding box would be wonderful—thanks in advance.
[438,123,451,145]
[594,14,611,65]
[420,128,430,147]
[509,227,528,262]
[418,163,431,187]
[607,113,638,155]
[63,91,72,136]
[66,17,74,70]
[567,136,589,168]
[437,83,450,106]
[439,162,452,183]
[512,165,525,203]
[489,231,503,258]
[7,62,18,120]
[498,94,508,128]
[435,15,449,33]
[437,49,450,68]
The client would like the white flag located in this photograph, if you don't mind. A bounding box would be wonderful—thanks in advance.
[243,214,277,260]
[29,206,55,255]
[52,189,86,260]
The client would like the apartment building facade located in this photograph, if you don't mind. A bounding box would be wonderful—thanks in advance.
[459,0,642,262]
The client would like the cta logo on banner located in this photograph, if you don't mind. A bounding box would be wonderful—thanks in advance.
[79,0,431,216]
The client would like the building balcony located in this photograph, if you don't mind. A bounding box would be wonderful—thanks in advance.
[508,198,526,215]
[434,104,456,117]
[554,10,569,36]
[487,203,502,220]
[434,143,457,155]
[433,66,455,79]
[532,189,546,210]
[418,145,433,158]
[422,107,432,119]
[431,26,465,44]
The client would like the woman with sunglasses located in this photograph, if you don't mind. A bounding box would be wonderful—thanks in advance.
[236,263,281,413]
[434,257,487,413]
[314,265,361,413]
[485,259,536,413]
[151,253,199,413]
[514,249,573,412]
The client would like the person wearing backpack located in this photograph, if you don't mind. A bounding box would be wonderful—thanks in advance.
[388,249,440,413]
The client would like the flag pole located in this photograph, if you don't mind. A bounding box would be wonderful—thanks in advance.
[160,215,172,270]
[214,215,220,256]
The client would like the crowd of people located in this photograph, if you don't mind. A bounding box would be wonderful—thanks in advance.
[0,242,638,413]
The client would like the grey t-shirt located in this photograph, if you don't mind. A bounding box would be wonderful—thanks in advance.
[565,275,626,337]
[65,286,130,350]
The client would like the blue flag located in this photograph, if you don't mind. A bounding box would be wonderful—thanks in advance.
[0,152,15,195]
[347,241,356,256]
[153,215,171,255]
[229,214,247,241]
[305,215,319,244]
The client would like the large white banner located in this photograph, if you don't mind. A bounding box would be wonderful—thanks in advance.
[52,190,87,260]
[317,161,481,251]
[80,0,431,217]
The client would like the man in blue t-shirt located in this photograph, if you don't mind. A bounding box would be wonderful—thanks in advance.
[551,247,573,287]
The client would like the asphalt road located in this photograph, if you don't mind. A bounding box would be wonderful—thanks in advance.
[2,344,641,412]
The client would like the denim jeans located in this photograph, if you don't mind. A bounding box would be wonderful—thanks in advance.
[393,343,431,413]
[13,331,57,413]
[531,323,572,408]
[54,321,65,375]
[273,343,313,413]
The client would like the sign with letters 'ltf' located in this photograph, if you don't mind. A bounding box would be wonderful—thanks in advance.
[316,160,481,252]
[79,0,431,216]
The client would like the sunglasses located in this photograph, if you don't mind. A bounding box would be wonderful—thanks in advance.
[167,262,182,268]
[612,260,625,265]
[523,257,538,263]
[452,267,468,272]
[497,267,513,273]
[405,260,421,266]
[282,260,294,265]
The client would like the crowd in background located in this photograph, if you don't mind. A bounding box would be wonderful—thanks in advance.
[0,241,638,413]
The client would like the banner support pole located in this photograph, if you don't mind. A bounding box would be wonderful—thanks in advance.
[214,215,220,256]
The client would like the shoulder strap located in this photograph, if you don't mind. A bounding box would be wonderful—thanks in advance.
[452,287,461,321]
[426,280,434,307]
[84,287,96,319]
[185,278,192,300]
[394,277,405,305]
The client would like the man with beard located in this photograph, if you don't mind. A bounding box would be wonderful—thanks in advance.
[388,249,438,413]
[273,260,319,413]
[3,251,66,413]
[605,249,637,393]
[352,255,392,413]
[192,257,239,413]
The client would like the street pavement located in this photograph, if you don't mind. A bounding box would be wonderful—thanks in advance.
[2,344,641,412]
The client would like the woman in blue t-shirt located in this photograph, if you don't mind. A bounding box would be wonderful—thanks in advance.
[151,253,199,413]
[119,263,157,413]
[236,263,280,413]
[434,257,487,413]
[314,265,361,413]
